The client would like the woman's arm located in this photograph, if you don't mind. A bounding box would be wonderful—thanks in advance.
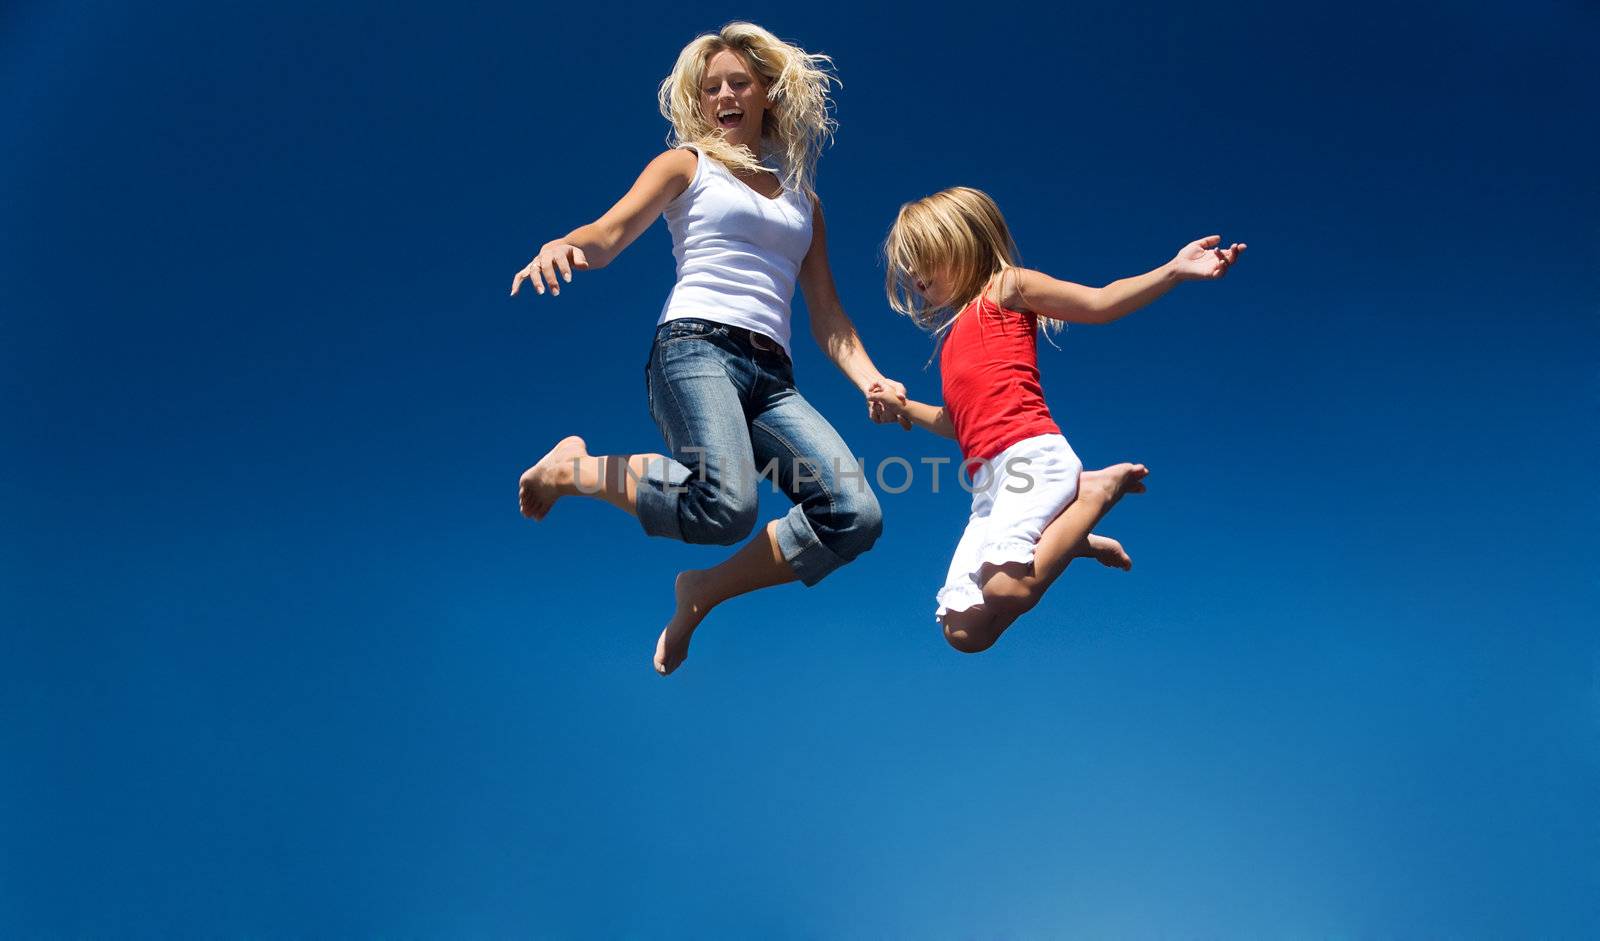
[510,149,698,296]
[866,386,956,439]
[999,236,1246,325]
[796,195,909,424]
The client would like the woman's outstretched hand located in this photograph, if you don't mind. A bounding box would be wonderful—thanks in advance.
[510,242,591,297]
[866,379,912,429]
[1171,235,1246,281]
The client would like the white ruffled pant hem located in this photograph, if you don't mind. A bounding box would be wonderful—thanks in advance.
[930,434,1082,625]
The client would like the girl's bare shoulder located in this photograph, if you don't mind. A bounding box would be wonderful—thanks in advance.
[990,268,1042,313]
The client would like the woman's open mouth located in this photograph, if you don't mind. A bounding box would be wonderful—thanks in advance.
[716,108,743,129]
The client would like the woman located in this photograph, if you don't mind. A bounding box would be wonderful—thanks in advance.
[510,22,907,675]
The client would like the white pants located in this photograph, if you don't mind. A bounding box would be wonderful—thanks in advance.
[935,434,1083,624]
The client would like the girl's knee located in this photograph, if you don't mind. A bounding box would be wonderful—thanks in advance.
[942,613,998,654]
[944,622,997,654]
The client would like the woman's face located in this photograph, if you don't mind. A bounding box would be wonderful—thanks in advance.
[699,49,769,152]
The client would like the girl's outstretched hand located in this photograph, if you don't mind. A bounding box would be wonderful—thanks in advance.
[1171,235,1246,281]
[510,241,590,297]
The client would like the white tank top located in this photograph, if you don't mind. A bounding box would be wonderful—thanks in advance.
[657,145,814,355]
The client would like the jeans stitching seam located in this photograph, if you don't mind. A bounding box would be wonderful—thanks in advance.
[657,342,745,539]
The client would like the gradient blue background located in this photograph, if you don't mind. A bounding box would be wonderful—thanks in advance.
[4,0,1596,936]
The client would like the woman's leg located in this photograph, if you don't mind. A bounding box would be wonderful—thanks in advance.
[652,376,883,675]
[518,436,668,520]
[653,519,796,675]
[746,383,883,585]
[519,336,761,547]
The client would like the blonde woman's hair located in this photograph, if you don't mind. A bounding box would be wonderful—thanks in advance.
[883,186,1060,339]
[657,22,838,195]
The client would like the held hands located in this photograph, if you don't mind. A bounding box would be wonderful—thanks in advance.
[866,379,912,430]
[510,241,590,297]
[1171,235,1247,281]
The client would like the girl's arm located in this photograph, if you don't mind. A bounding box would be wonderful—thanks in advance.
[510,149,698,297]
[901,400,957,439]
[866,385,956,439]
[1000,235,1246,325]
[797,196,910,426]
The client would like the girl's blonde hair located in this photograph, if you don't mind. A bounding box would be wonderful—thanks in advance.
[884,186,1056,338]
[883,184,1068,342]
[883,184,1030,331]
[657,22,839,196]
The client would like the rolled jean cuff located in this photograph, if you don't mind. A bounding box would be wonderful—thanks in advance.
[775,506,844,587]
[636,458,692,541]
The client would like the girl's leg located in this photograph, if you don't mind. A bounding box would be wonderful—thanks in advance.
[980,463,1148,631]
[944,531,1126,653]
[937,490,1000,653]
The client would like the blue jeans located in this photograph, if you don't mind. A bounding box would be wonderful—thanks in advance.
[639,318,883,586]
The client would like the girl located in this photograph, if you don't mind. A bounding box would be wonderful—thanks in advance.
[871,187,1244,653]
[509,23,908,676]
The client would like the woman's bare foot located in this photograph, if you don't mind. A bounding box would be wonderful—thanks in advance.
[1077,533,1133,571]
[519,435,588,520]
[1077,462,1149,513]
[654,570,715,676]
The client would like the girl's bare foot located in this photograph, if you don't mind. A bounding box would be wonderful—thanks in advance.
[1076,462,1149,512]
[518,435,588,520]
[655,570,714,676]
[1078,533,1133,571]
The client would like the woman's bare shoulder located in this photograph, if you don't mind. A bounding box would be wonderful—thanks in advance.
[650,147,699,177]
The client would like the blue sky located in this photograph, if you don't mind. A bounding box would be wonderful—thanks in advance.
[4,0,1596,936]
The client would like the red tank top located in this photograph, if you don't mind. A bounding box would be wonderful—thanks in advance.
[939,295,1062,462]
